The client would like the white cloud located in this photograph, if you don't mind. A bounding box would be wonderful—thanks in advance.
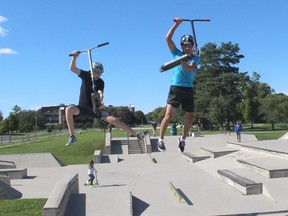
[0,16,8,23]
[0,48,17,54]
[0,16,8,37]
[0,26,9,36]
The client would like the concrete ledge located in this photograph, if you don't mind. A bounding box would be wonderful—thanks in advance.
[0,174,10,186]
[105,133,112,155]
[183,152,210,163]
[192,132,201,137]
[237,158,288,179]
[201,147,238,159]
[227,142,288,159]
[0,168,27,179]
[93,150,102,163]
[0,160,16,169]
[42,173,79,216]
[145,133,152,154]
[218,169,262,195]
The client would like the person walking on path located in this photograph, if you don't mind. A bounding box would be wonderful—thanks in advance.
[65,51,148,146]
[158,17,200,153]
[234,121,242,142]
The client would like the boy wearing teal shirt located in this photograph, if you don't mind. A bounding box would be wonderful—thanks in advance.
[158,17,200,153]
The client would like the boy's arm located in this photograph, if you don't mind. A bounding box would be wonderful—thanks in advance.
[166,18,182,52]
[69,51,81,75]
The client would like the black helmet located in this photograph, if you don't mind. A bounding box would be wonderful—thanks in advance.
[180,34,194,46]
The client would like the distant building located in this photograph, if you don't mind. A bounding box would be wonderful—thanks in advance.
[40,104,66,127]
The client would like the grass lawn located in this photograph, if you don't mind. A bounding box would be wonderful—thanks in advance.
[0,199,47,216]
[0,129,105,165]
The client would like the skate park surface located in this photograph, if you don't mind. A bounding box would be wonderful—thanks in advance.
[1,132,288,216]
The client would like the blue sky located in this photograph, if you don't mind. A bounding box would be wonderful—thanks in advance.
[1,0,287,119]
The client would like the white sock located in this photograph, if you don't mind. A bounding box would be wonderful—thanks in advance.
[158,138,164,142]
[180,137,185,141]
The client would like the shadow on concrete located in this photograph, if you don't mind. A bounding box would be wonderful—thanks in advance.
[132,195,150,216]
[217,209,288,216]
[0,181,22,199]
[96,184,126,188]
[101,155,124,163]
[64,193,86,216]
[178,189,193,205]
[150,138,160,152]
[111,140,124,154]
[52,153,65,167]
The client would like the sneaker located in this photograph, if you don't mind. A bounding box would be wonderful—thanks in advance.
[157,140,166,152]
[66,135,77,146]
[137,131,149,140]
[177,137,185,152]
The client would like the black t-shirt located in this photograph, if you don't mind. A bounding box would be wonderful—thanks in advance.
[78,70,104,108]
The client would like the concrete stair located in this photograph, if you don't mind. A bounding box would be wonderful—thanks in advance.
[111,138,147,154]
[128,139,146,154]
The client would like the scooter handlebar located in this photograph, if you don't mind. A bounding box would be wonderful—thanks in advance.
[69,42,109,56]
[174,18,211,22]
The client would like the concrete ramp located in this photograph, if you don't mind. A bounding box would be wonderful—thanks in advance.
[0,180,22,199]
[279,132,288,140]
[0,153,63,168]
[227,140,288,159]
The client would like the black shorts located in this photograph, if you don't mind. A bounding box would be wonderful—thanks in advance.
[76,106,109,120]
[167,85,194,112]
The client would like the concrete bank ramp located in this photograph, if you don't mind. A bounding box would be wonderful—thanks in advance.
[0,153,63,168]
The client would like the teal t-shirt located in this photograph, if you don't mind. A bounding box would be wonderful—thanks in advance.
[170,47,199,87]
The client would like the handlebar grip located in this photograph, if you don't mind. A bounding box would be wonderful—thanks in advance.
[197,19,211,22]
[68,51,81,57]
[97,42,109,47]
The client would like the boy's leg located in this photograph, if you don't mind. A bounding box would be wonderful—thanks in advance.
[103,116,137,136]
[65,106,80,146]
[159,104,176,139]
[182,112,194,140]
[158,104,176,152]
[177,112,194,153]
[65,106,80,136]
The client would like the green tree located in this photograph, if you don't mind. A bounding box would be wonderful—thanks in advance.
[259,93,288,130]
[194,42,247,128]
[12,105,22,114]
[146,107,165,124]
[18,110,38,140]
[241,72,272,127]
[134,110,147,125]
[105,106,136,125]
